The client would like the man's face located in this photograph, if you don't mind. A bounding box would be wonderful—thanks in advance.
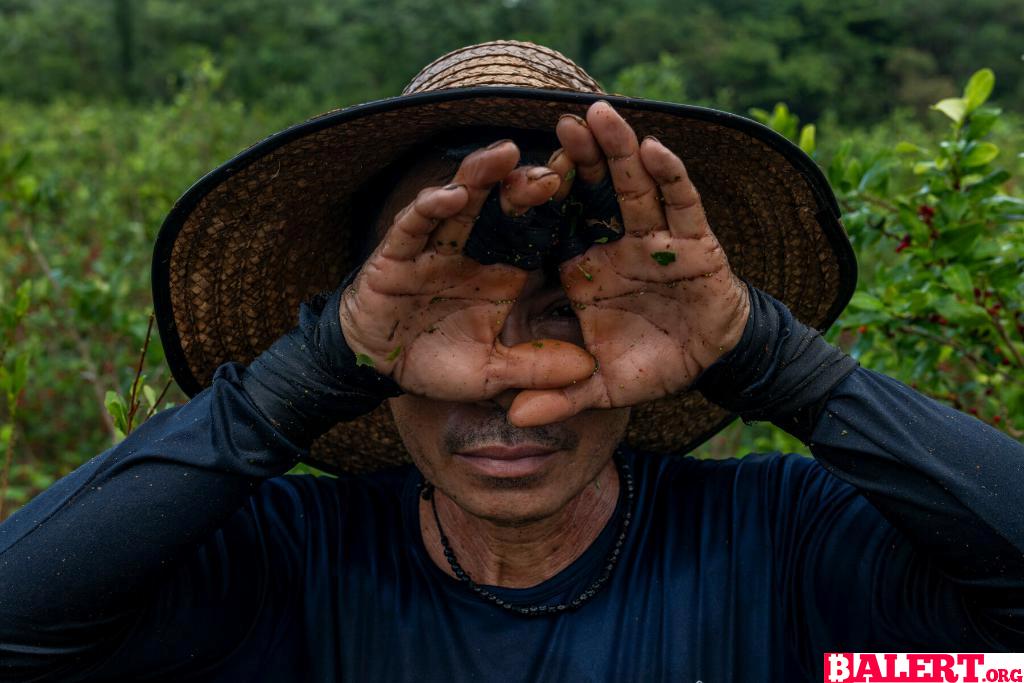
[375,146,631,525]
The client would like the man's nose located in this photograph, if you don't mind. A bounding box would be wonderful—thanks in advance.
[488,389,518,413]
[497,304,534,347]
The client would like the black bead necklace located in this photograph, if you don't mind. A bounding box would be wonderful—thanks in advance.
[419,454,634,617]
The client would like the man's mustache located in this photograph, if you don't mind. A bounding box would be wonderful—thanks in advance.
[442,405,580,454]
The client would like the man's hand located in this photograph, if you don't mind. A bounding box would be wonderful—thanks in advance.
[508,102,751,427]
[339,141,596,401]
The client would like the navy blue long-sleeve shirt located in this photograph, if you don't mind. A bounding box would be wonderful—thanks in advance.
[1,285,1022,682]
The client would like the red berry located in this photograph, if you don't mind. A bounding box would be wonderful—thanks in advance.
[857,325,867,334]
[968,407,979,415]
[894,235,912,253]
[917,205,935,222]
[973,287,982,299]
[994,415,1002,424]
[937,316,948,326]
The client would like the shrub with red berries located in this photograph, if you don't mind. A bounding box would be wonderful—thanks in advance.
[831,68,1021,439]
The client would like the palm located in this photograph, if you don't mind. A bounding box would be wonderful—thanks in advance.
[339,141,596,403]
[343,256,526,398]
[560,226,744,407]
[505,102,750,427]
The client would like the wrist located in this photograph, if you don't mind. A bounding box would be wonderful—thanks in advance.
[242,277,402,449]
[693,282,858,442]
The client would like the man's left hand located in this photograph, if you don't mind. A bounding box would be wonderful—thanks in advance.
[509,101,750,427]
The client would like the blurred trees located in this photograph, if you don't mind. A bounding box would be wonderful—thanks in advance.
[0,2,1021,515]
[1,0,1021,124]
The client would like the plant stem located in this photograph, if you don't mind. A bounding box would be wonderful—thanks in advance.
[125,312,155,434]
[143,379,174,422]
[989,314,1024,367]
[896,323,1013,381]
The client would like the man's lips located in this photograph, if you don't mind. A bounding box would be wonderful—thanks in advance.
[453,444,558,477]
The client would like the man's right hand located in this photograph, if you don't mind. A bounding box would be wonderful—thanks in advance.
[339,140,596,401]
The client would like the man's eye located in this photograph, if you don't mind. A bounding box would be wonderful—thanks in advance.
[546,303,576,319]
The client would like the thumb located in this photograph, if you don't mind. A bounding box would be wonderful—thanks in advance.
[507,379,608,427]
[487,339,596,394]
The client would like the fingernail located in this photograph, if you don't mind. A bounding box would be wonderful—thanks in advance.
[559,113,588,128]
[485,139,514,150]
[443,183,464,191]
[643,135,661,146]
[547,148,564,166]
[526,168,560,181]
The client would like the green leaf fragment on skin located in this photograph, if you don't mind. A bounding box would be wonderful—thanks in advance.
[532,341,544,348]
[355,353,375,368]
[386,345,403,362]
[577,263,593,281]
[594,237,609,244]
[651,251,676,266]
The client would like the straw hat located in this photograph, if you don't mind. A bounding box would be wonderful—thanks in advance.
[153,40,856,474]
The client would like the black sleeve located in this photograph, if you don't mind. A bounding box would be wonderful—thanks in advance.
[0,285,399,681]
[695,283,1024,674]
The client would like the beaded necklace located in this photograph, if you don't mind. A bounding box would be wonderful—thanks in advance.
[418,455,634,616]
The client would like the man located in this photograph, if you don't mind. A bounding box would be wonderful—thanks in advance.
[1,40,1022,682]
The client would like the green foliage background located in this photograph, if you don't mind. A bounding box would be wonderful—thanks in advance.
[1,0,1022,517]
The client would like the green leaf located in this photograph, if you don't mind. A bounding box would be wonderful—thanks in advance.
[104,390,129,434]
[912,161,936,175]
[143,384,157,410]
[964,106,1001,140]
[650,251,676,266]
[798,124,815,154]
[962,142,999,168]
[850,292,885,312]
[355,353,375,368]
[386,345,403,362]
[14,281,31,320]
[894,141,922,154]
[963,68,995,113]
[941,265,973,297]
[934,296,989,326]
[932,98,966,124]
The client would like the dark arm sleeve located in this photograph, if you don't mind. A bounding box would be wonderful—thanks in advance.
[695,283,1024,676]
[0,285,399,681]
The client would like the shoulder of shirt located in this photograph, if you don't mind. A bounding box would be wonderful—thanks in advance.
[243,463,417,523]
[625,447,849,499]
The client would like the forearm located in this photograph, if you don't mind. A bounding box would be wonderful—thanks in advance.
[809,367,1024,588]
[696,284,1024,621]
[0,285,398,677]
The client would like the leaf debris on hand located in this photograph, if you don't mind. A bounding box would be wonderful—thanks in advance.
[355,353,376,368]
[577,262,594,281]
[386,345,403,361]
[651,251,677,266]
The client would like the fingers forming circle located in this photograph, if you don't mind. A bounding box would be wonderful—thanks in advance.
[639,137,708,240]
[585,101,665,237]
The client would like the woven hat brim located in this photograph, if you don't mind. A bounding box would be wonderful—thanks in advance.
[153,86,857,474]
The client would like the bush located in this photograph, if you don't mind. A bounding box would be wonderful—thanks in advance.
[1,65,1020,517]
[693,68,1023,458]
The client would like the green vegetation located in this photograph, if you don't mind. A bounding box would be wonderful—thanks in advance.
[0,1,1021,516]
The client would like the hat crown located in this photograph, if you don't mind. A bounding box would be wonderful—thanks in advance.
[403,40,605,95]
